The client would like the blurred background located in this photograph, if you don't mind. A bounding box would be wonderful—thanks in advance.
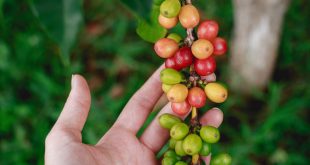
[0,0,309,164]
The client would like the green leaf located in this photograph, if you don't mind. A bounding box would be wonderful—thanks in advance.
[29,0,83,65]
[136,3,167,43]
[136,19,167,43]
[119,0,155,21]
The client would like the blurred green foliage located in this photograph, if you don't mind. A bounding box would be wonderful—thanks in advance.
[0,0,309,165]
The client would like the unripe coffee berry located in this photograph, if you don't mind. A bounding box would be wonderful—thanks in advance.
[182,134,202,155]
[170,122,189,140]
[200,125,220,143]
[159,113,181,129]
[160,0,181,18]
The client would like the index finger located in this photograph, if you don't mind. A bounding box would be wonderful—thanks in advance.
[113,64,165,133]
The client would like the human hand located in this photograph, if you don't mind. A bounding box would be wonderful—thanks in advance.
[45,65,224,165]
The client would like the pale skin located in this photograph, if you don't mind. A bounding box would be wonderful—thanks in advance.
[45,65,224,165]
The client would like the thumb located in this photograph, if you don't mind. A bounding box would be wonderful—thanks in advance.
[54,75,91,137]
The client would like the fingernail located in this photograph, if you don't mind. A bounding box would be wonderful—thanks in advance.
[212,107,221,111]
[71,74,77,89]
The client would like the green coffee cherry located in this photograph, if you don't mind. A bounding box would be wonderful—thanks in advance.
[175,140,186,156]
[199,142,211,156]
[170,123,189,140]
[164,150,178,159]
[169,138,177,149]
[160,0,181,18]
[200,126,220,143]
[160,68,184,85]
[162,156,177,165]
[182,134,202,155]
[167,33,182,43]
[210,153,232,165]
[159,113,182,129]
[175,161,187,165]
[162,83,173,93]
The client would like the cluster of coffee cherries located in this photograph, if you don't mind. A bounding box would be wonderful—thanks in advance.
[151,0,231,165]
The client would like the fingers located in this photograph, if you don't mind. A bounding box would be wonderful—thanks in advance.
[199,108,223,128]
[53,75,91,139]
[139,103,191,153]
[200,108,224,165]
[113,65,165,133]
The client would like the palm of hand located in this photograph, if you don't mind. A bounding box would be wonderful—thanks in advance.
[46,126,157,165]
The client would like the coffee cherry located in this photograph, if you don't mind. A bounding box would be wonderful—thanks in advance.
[164,150,179,159]
[169,138,177,149]
[170,123,189,140]
[179,5,200,28]
[158,14,178,29]
[162,84,173,93]
[175,140,186,156]
[204,82,228,103]
[213,37,228,55]
[182,134,202,155]
[200,142,211,156]
[187,87,206,108]
[154,38,179,58]
[160,68,183,85]
[191,39,214,59]
[165,56,182,71]
[174,47,193,69]
[162,156,177,165]
[210,153,232,165]
[200,125,220,143]
[171,100,191,116]
[167,84,188,103]
[167,33,182,43]
[175,161,187,165]
[194,57,216,76]
[159,113,182,129]
[197,20,219,41]
[160,0,181,18]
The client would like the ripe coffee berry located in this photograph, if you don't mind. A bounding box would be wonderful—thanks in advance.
[213,37,228,55]
[194,57,216,76]
[187,87,207,108]
[154,38,179,58]
[171,100,191,116]
[174,47,193,69]
[165,56,181,71]
[198,20,219,41]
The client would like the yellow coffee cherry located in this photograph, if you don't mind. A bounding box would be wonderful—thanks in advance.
[178,5,200,28]
[191,39,214,59]
[167,84,188,103]
[204,83,228,103]
[158,14,178,29]
[162,84,173,93]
